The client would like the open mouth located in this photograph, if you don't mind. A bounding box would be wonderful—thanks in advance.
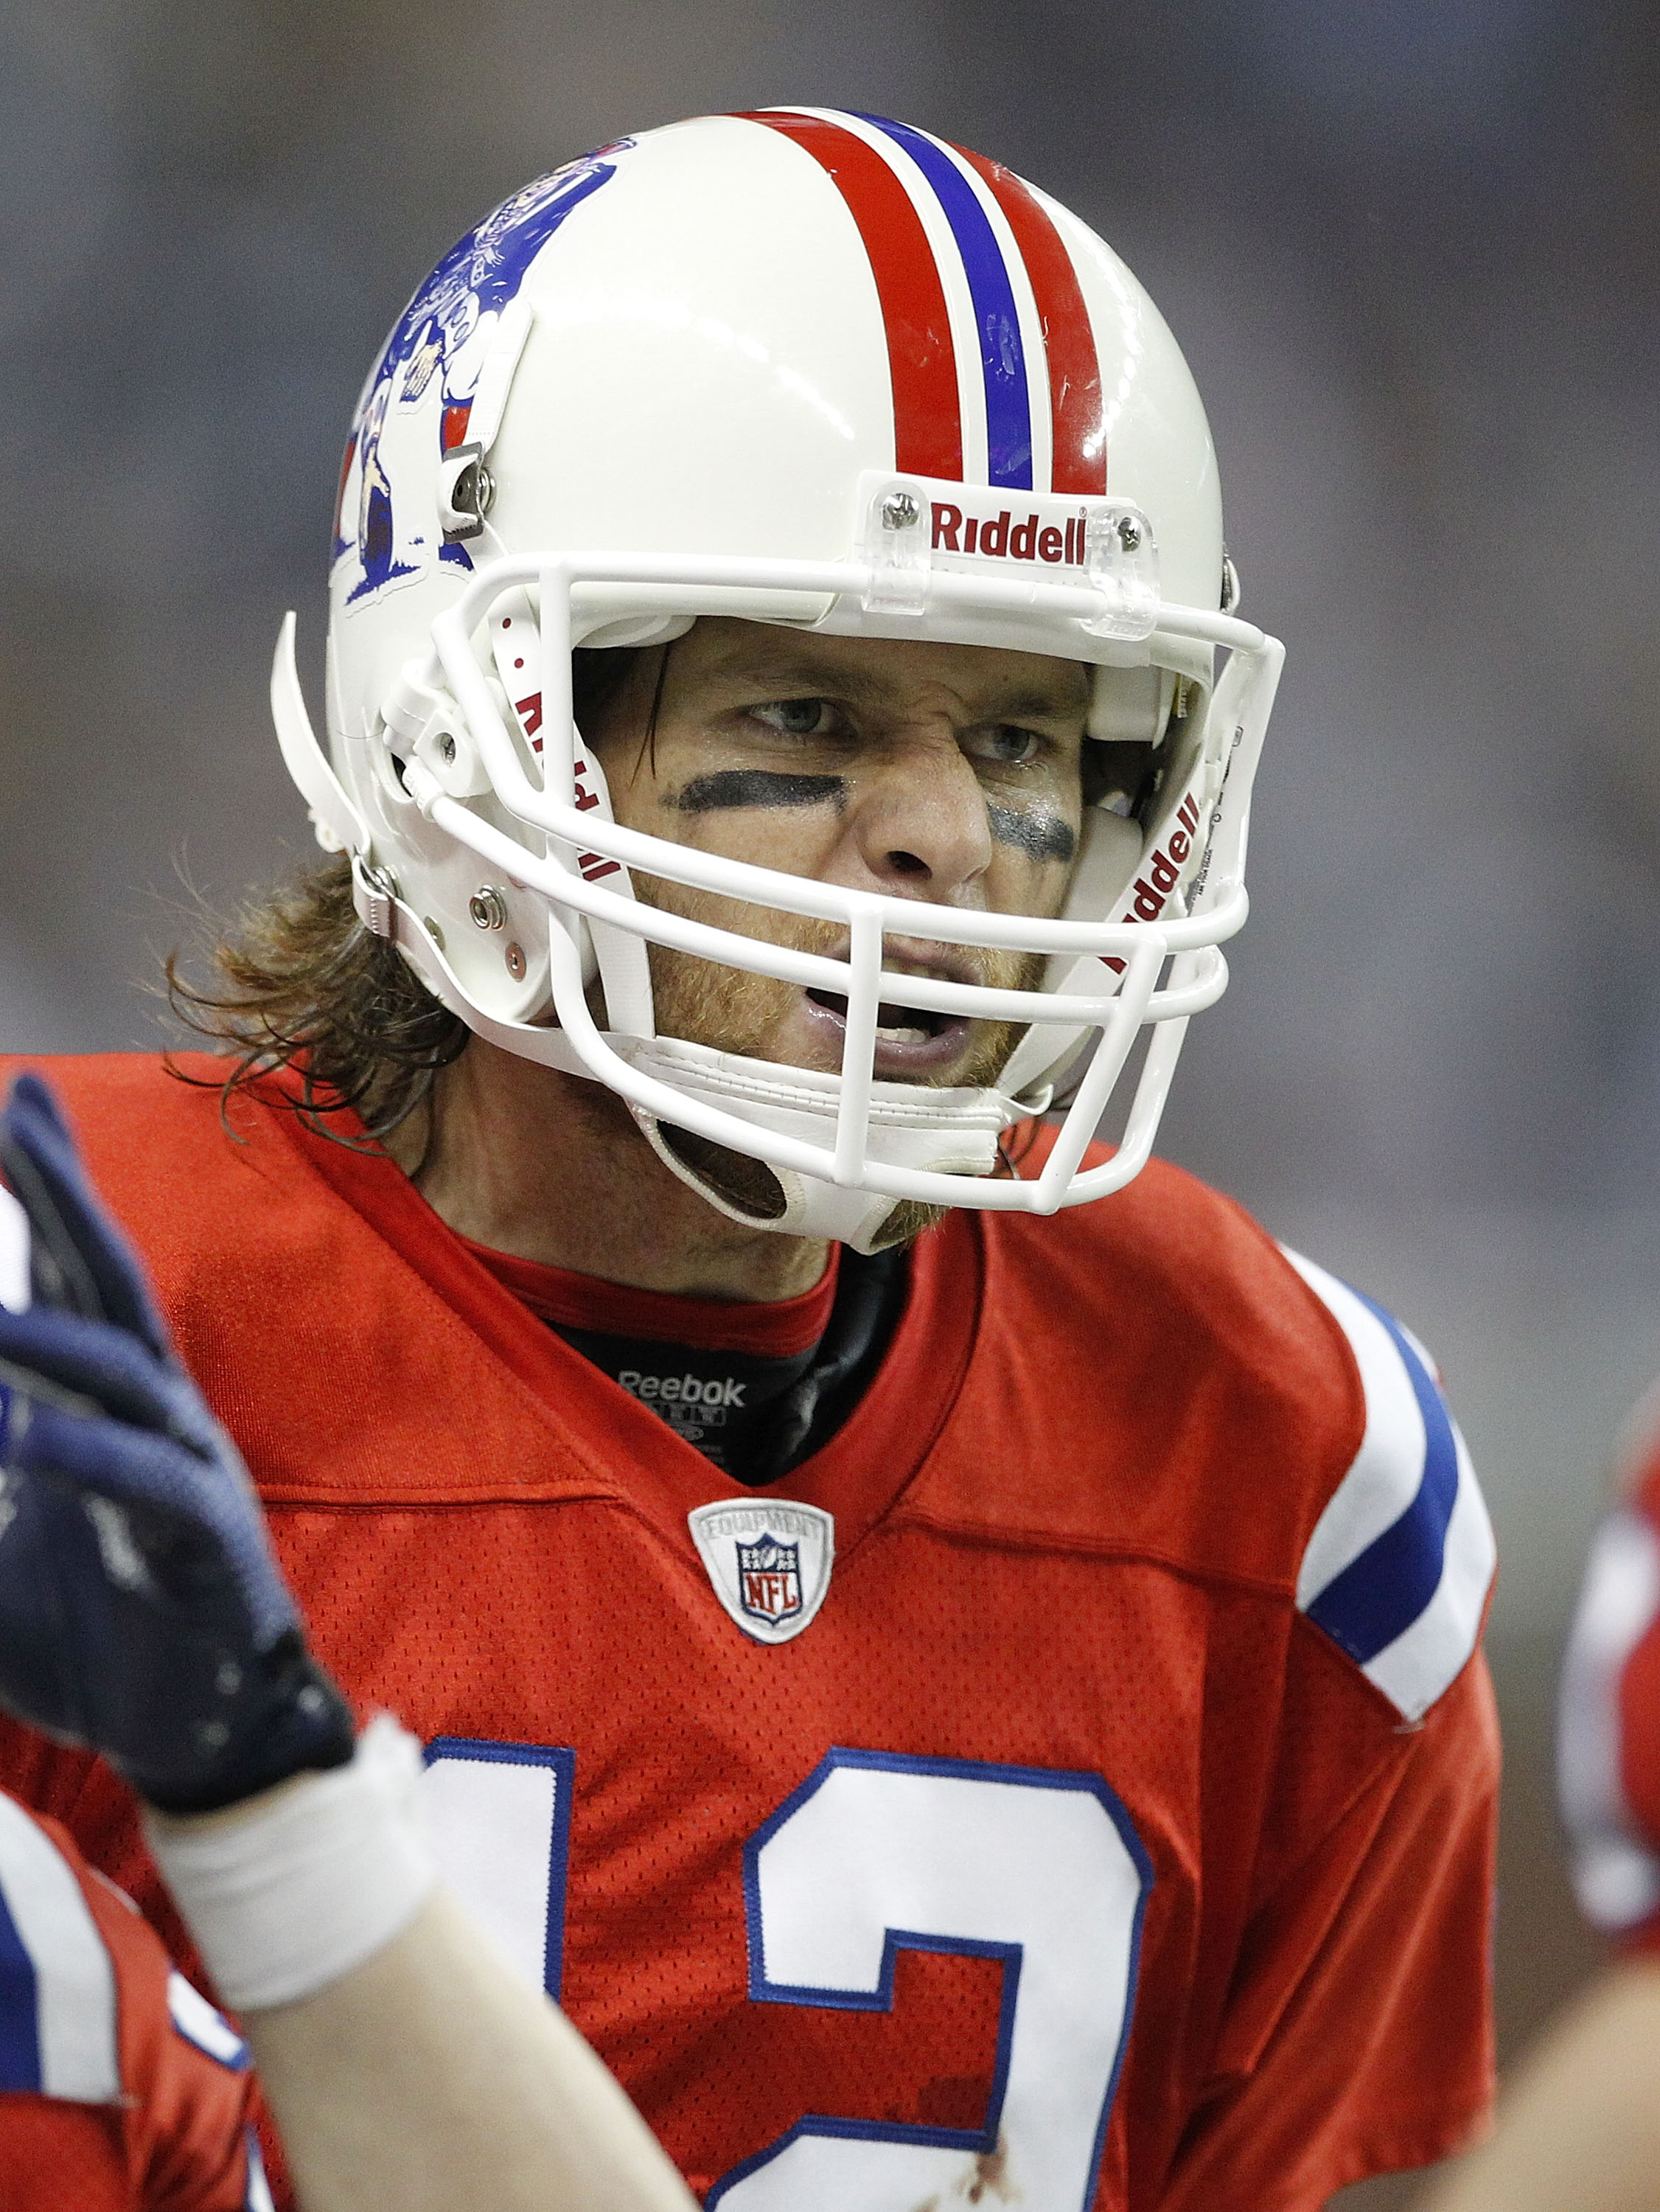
[806,989,955,1046]
[802,987,974,1076]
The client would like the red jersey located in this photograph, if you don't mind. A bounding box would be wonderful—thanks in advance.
[0,1053,1499,2211]
[0,1790,259,2211]
[1559,1418,1660,1955]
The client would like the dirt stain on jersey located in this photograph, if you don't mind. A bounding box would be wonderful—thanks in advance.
[906,2132,1018,2212]
[965,2135,1017,2202]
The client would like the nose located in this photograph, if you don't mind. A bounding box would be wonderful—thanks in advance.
[841,734,994,903]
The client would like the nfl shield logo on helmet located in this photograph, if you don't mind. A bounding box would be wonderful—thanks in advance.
[688,1500,834,1645]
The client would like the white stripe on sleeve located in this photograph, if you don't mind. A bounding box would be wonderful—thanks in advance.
[0,1185,28,1314]
[1560,1509,1660,1930]
[0,1795,119,2101]
[1362,1425,1497,1722]
[1283,1250,1428,1609]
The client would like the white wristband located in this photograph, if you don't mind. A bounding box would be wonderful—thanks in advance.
[143,1715,439,2012]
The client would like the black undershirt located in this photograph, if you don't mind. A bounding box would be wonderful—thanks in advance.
[553,1245,910,1486]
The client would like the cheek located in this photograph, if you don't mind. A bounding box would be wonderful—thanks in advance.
[984,846,1073,920]
[652,795,849,880]
[587,734,661,835]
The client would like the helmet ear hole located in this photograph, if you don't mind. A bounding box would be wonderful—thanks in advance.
[1084,739,1162,819]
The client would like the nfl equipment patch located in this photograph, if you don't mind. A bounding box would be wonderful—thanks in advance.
[688,1500,835,1645]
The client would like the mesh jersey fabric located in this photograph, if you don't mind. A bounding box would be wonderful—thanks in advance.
[1560,1428,1660,1955]
[0,1791,254,2212]
[0,1053,1499,2211]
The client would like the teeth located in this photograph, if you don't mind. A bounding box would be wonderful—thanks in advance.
[876,1025,930,1046]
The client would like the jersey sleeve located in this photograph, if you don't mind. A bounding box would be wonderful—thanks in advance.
[0,1791,257,2212]
[1160,1642,1500,2211]
[1154,1253,1502,2209]
[1282,1251,1496,1725]
[1558,1450,1660,1954]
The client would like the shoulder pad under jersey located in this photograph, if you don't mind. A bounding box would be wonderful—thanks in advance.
[1283,1249,1496,1723]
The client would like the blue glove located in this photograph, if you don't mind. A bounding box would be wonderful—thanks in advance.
[0,1074,355,1812]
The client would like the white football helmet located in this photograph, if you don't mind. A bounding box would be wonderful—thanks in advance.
[274,109,1283,1250]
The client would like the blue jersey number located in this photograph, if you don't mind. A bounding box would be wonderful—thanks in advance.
[420,1742,1149,2210]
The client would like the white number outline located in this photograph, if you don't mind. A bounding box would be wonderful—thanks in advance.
[708,1746,1153,2209]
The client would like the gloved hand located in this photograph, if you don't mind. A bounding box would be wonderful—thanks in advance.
[0,1073,355,1812]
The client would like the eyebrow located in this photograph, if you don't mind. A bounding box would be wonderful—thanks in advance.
[695,649,1087,724]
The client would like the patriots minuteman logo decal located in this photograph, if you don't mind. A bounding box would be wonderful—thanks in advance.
[688,1500,834,1645]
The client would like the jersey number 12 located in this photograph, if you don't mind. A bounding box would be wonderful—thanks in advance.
[421,1740,1151,2211]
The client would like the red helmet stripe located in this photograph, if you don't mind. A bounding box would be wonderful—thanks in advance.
[740,111,963,481]
[952,147,1106,495]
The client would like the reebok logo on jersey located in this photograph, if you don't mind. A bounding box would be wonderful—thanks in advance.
[618,1371,747,1410]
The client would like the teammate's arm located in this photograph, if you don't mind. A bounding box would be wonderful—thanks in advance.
[213,1874,691,2212]
[0,1073,694,2212]
[1417,1959,1660,2212]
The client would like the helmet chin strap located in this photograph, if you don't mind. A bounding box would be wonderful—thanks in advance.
[616,1035,1034,1255]
[642,1130,907,1254]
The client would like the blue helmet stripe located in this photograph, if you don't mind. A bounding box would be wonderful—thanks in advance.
[857,114,1034,490]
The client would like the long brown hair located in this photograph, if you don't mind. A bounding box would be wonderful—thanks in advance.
[165,643,647,1141]
[165,856,467,1144]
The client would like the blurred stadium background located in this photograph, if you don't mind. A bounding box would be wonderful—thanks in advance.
[4,4,1656,2200]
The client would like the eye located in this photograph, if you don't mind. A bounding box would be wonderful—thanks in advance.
[961,723,1045,768]
[749,698,840,739]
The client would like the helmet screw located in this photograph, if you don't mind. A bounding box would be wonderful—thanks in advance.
[422,916,445,949]
[439,734,457,764]
[1116,515,1143,552]
[504,942,527,981]
[468,886,507,931]
[881,490,921,531]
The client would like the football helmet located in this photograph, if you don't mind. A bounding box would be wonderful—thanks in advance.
[274,109,1283,1250]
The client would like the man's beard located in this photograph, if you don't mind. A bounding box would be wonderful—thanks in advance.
[621,874,1047,1246]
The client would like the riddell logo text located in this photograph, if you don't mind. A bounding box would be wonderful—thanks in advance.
[512,694,621,885]
[570,752,621,883]
[1103,791,1202,974]
[506,686,623,876]
[930,503,1088,566]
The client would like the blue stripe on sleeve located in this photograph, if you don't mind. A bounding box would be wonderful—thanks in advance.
[1304,1289,1462,1666]
[0,1885,41,2093]
[857,114,1033,488]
